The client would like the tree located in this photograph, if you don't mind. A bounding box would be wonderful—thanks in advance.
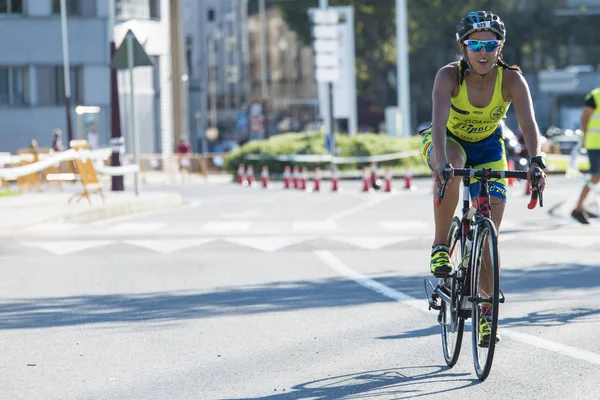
[276,0,565,130]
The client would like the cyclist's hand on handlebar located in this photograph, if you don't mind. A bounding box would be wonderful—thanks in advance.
[527,165,546,193]
[434,161,454,188]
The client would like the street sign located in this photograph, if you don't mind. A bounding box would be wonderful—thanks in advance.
[111,30,153,69]
[309,7,340,83]
[237,113,249,130]
[248,101,265,138]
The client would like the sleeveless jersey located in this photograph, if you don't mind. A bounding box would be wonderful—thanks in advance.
[446,63,511,142]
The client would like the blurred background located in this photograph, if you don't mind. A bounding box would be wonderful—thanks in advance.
[1,0,599,163]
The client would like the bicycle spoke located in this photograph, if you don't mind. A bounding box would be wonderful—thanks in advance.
[470,219,500,381]
[440,217,465,367]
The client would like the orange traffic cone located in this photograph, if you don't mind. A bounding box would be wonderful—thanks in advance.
[331,166,340,192]
[261,166,270,188]
[384,167,393,192]
[404,166,414,190]
[237,164,246,185]
[283,165,291,189]
[313,167,322,192]
[300,167,309,191]
[246,165,255,187]
[370,161,381,190]
[507,159,516,186]
[292,166,300,189]
[362,167,372,192]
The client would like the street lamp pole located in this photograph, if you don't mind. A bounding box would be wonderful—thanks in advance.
[59,0,74,146]
[396,0,412,137]
[259,0,268,101]
[108,0,124,191]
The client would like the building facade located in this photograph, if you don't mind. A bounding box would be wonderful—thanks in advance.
[0,0,173,156]
[245,7,318,135]
[183,0,251,150]
[0,1,109,152]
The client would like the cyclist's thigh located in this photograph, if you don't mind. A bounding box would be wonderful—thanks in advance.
[462,132,508,202]
[420,129,466,171]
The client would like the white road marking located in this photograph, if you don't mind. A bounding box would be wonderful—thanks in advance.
[315,250,600,366]
[111,223,167,232]
[325,195,395,222]
[530,235,600,248]
[379,220,429,231]
[91,200,202,226]
[224,236,315,252]
[329,236,411,250]
[220,209,262,219]
[23,222,79,232]
[123,238,215,254]
[292,221,337,231]
[201,221,252,232]
[22,241,115,255]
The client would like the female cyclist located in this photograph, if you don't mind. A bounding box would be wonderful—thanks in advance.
[420,11,547,343]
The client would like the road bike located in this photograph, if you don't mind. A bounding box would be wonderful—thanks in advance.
[424,166,543,381]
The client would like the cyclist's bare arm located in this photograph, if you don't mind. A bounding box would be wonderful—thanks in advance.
[431,65,458,184]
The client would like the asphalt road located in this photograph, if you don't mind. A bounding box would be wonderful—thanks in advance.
[1,176,599,400]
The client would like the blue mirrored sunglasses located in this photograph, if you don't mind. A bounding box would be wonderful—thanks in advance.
[463,40,501,52]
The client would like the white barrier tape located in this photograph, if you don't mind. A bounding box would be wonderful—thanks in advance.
[0,147,113,180]
[0,149,77,180]
[244,149,420,164]
[94,164,140,175]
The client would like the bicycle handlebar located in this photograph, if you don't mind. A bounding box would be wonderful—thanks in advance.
[435,167,544,209]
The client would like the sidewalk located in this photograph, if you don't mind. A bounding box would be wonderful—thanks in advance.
[0,185,183,230]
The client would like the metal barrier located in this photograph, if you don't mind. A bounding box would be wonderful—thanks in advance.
[68,140,105,205]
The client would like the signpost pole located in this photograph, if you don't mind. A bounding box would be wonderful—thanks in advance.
[127,33,141,196]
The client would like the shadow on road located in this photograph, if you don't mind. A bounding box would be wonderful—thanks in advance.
[502,262,600,293]
[219,366,476,400]
[0,262,597,330]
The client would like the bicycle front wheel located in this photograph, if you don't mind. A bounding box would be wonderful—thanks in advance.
[440,217,465,367]
[470,218,500,381]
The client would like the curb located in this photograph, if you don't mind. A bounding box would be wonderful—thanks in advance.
[59,192,184,223]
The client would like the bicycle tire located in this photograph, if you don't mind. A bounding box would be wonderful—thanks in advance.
[470,218,500,381]
[440,217,465,367]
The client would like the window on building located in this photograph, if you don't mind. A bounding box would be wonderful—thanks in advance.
[116,0,160,20]
[36,66,82,106]
[0,67,28,106]
[0,0,23,14]
[186,35,193,76]
[208,8,215,21]
[51,0,81,15]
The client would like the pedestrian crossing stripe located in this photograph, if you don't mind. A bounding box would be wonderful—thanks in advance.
[123,238,215,254]
[22,240,115,255]
[200,221,253,232]
[17,234,598,255]
[329,236,411,250]
[224,236,316,252]
[112,223,167,232]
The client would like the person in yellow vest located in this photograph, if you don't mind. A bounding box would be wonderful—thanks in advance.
[419,10,547,346]
[571,88,600,224]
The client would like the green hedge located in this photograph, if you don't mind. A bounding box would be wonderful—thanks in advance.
[224,131,424,175]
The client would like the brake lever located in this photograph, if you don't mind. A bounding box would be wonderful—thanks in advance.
[527,169,544,209]
[435,166,452,206]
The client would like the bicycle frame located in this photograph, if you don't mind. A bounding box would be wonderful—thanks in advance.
[428,167,540,315]
[425,166,544,379]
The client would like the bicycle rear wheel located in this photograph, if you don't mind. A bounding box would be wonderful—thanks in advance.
[470,218,500,381]
[440,217,465,367]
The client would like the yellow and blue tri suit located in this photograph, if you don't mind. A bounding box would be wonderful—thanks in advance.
[421,63,511,201]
